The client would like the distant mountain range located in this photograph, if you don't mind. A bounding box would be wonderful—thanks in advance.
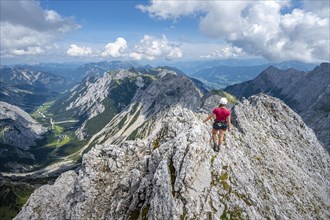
[175,59,317,74]
[0,82,58,113]
[225,63,330,150]
[5,61,144,83]
[0,67,68,113]
[3,60,318,87]
[189,64,269,88]
[0,67,67,91]
[184,60,318,89]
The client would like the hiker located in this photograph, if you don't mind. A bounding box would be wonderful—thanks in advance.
[203,97,231,152]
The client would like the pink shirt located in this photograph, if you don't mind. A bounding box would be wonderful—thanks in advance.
[212,107,230,121]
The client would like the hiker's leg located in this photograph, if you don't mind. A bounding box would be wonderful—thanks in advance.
[212,129,217,144]
[218,129,226,146]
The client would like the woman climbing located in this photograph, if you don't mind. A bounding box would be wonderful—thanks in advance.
[203,97,231,152]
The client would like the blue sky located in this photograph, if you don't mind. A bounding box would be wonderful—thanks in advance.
[1,0,329,65]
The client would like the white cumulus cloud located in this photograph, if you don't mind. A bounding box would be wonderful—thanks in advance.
[130,35,182,60]
[10,47,44,56]
[201,46,245,59]
[101,37,128,57]
[138,0,329,62]
[0,0,79,57]
[67,44,92,56]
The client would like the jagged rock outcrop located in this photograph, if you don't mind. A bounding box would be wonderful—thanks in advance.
[0,102,47,172]
[15,94,330,219]
[225,63,330,150]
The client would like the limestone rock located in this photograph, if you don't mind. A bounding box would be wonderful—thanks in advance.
[0,101,46,149]
[14,94,330,220]
[225,63,330,150]
[0,101,47,171]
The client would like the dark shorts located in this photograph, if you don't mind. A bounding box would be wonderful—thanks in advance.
[213,120,228,131]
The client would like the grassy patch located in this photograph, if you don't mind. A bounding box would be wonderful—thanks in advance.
[235,192,253,206]
[219,172,229,181]
[130,102,140,115]
[85,98,118,137]
[127,128,139,141]
[56,140,85,156]
[210,90,237,104]
[53,125,64,136]
[130,209,140,220]
[31,101,55,122]
[152,126,168,150]
[221,180,230,191]
[181,208,187,220]
[46,135,71,148]
[45,125,65,147]
[220,205,243,220]
[117,114,128,131]
[0,181,35,220]
[153,138,160,149]
[142,205,150,220]
[85,77,144,137]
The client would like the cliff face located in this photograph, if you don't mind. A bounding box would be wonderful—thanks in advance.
[0,101,47,171]
[15,94,330,220]
[225,63,330,150]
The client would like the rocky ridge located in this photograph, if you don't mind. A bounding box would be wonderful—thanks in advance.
[50,67,208,141]
[225,63,330,150]
[86,70,206,148]
[49,69,155,140]
[15,94,330,219]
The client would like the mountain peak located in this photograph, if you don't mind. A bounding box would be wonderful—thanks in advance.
[264,65,280,72]
[225,62,330,150]
[14,94,330,220]
[314,62,330,72]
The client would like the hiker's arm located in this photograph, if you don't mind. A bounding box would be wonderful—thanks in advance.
[227,115,231,130]
[203,113,215,123]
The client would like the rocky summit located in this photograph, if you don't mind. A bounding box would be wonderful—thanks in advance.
[225,63,330,151]
[14,94,330,220]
